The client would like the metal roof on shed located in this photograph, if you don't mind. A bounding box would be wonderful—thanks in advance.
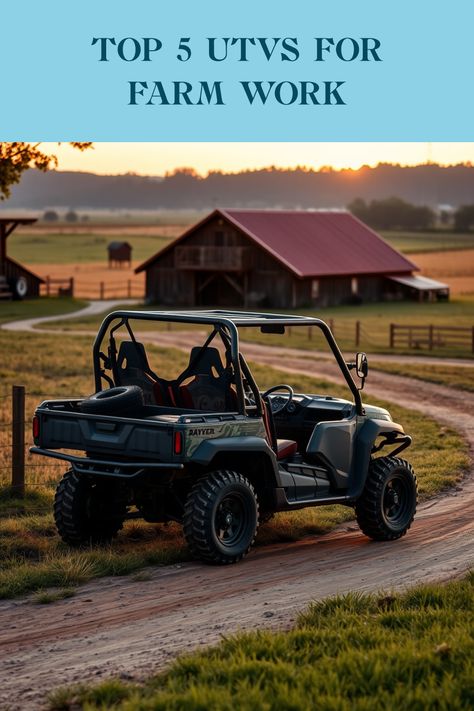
[136,209,417,278]
[387,274,449,291]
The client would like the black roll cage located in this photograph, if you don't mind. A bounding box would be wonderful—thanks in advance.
[93,309,364,416]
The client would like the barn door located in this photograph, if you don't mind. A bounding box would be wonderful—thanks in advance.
[196,272,244,307]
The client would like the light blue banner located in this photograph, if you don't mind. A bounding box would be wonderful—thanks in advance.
[0,0,472,140]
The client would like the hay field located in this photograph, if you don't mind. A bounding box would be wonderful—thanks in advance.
[412,248,474,295]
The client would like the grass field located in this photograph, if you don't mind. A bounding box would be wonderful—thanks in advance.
[42,295,474,358]
[0,331,469,599]
[7,226,474,273]
[372,361,474,393]
[8,228,180,265]
[381,230,474,254]
[49,573,474,711]
[8,226,474,266]
[0,297,85,326]
[6,223,474,300]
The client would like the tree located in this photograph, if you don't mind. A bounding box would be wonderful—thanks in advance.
[348,196,435,231]
[454,204,474,232]
[43,209,59,222]
[0,142,92,200]
[65,209,78,223]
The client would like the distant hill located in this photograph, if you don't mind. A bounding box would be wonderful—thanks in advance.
[2,163,474,211]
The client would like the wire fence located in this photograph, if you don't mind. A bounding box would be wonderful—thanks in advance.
[0,385,68,499]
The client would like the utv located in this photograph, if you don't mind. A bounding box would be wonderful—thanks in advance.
[31,310,417,564]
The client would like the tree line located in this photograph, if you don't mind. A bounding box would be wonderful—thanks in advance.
[348,197,474,232]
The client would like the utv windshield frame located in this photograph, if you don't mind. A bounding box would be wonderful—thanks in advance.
[93,310,364,416]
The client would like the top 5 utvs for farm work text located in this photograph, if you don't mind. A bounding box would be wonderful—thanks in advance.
[90,36,382,106]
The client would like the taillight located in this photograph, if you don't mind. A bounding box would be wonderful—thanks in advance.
[32,416,40,441]
[173,431,183,455]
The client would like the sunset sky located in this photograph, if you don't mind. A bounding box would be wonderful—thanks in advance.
[40,143,474,176]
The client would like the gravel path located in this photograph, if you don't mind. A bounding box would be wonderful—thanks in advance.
[0,300,139,333]
[0,311,472,710]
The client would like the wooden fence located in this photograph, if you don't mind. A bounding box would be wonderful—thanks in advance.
[79,280,145,300]
[389,324,474,353]
[41,276,74,297]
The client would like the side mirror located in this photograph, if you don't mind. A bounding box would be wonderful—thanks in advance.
[355,352,369,388]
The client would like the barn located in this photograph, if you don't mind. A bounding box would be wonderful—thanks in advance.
[136,209,449,308]
[0,218,44,299]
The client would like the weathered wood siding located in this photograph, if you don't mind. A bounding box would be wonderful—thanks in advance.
[144,215,387,308]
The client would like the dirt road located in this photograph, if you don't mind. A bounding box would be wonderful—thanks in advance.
[0,314,473,709]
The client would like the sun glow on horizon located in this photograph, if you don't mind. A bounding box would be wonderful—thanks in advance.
[38,142,474,177]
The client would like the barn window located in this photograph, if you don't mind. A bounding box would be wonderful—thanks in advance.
[351,277,359,295]
[215,231,224,246]
[311,279,320,300]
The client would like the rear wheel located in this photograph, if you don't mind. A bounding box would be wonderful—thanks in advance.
[54,469,126,546]
[355,456,417,541]
[183,470,259,564]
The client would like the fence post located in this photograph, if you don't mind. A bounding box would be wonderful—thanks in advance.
[389,323,395,349]
[69,277,75,297]
[11,385,25,497]
[100,282,105,300]
[428,324,434,351]
[355,321,360,348]
[46,276,50,297]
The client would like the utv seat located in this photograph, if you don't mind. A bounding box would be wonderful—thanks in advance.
[173,346,238,412]
[276,439,298,460]
[116,340,173,406]
[262,401,298,459]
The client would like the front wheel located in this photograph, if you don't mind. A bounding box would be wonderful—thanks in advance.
[183,470,259,565]
[355,456,417,541]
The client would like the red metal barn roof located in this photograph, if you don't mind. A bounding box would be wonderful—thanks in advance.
[222,210,417,277]
[136,209,417,277]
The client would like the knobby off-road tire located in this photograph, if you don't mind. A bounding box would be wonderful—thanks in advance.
[356,456,417,541]
[79,385,144,417]
[183,470,259,565]
[54,469,126,546]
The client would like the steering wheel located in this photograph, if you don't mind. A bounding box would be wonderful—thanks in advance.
[261,384,294,415]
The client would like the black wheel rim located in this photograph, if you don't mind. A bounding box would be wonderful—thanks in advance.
[214,493,247,548]
[382,475,413,528]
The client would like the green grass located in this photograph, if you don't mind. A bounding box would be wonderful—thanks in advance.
[381,230,474,254]
[33,587,76,604]
[48,573,474,711]
[237,297,474,358]
[8,232,172,265]
[0,331,468,599]
[0,297,86,325]
[39,296,474,358]
[9,229,474,266]
[372,361,474,393]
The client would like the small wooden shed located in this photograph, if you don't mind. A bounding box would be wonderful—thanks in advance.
[108,241,132,268]
[0,217,44,299]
